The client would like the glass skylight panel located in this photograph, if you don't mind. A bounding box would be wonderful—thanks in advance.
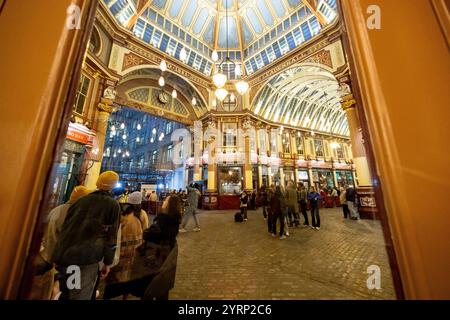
[167,38,177,56]
[261,50,269,65]
[301,22,312,41]
[279,37,289,54]
[293,26,303,45]
[245,61,253,75]
[159,34,170,52]
[151,29,162,47]
[266,46,275,61]
[255,54,264,69]
[193,55,202,70]
[143,24,154,43]
[309,17,321,35]
[156,14,164,27]
[286,32,296,50]
[133,18,145,38]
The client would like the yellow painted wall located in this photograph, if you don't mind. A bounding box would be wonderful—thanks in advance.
[341,0,450,298]
[0,0,96,298]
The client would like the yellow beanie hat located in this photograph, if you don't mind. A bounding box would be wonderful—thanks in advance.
[96,171,119,190]
[69,186,91,203]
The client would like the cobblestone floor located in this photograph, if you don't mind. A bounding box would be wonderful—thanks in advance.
[170,208,396,300]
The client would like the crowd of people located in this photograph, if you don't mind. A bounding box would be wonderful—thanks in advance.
[238,182,360,240]
[32,171,203,300]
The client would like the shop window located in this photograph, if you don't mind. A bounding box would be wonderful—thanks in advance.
[165,121,173,135]
[167,145,173,162]
[152,150,158,164]
[296,135,304,155]
[314,139,324,157]
[282,133,291,154]
[223,123,237,147]
[73,74,91,115]
[336,144,344,159]
[218,166,242,195]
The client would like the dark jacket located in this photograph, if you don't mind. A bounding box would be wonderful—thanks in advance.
[52,190,120,266]
[269,191,284,215]
[346,188,356,202]
[148,214,180,248]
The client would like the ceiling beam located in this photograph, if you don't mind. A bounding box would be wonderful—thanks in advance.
[236,1,246,73]
[301,0,328,26]
[126,0,152,30]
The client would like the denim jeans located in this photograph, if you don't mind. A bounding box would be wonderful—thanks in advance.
[181,206,200,229]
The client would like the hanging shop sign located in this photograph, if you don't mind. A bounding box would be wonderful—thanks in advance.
[310,160,332,169]
[296,159,309,168]
[66,123,94,145]
[333,162,353,170]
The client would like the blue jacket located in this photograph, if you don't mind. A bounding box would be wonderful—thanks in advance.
[308,192,322,206]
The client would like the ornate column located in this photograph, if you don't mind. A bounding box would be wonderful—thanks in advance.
[341,93,377,218]
[203,118,218,210]
[85,97,114,190]
[193,120,202,182]
[256,122,263,188]
[243,118,253,191]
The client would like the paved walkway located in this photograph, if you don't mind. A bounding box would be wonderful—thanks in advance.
[170,208,396,300]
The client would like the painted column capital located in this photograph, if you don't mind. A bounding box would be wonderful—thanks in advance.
[341,94,356,111]
[97,98,114,113]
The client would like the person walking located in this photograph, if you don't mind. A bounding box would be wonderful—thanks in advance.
[346,186,359,220]
[340,187,349,219]
[270,186,286,239]
[179,183,201,232]
[308,186,323,230]
[298,183,309,227]
[266,185,275,234]
[52,171,121,300]
[285,181,300,227]
[260,186,268,221]
[239,190,249,221]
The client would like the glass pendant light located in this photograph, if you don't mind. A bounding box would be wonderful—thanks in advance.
[158,76,165,87]
[235,80,249,95]
[191,97,197,106]
[137,123,141,130]
[179,47,187,62]
[230,93,236,102]
[120,123,125,129]
[211,50,219,62]
[172,89,177,99]
[215,88,228,101]
[159,59,167,72]
[213,71,227,88]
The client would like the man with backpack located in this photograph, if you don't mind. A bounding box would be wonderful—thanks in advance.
[179,183,201,232]
[240,190,249,221]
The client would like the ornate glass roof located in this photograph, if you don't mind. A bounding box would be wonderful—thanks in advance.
[252,65,349,136]
[102,0,338,74]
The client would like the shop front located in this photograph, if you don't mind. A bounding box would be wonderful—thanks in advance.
[296,159,310,189]
[217,165,242,209]
[336,170,355,188]
[311,163,335,191]
[50,123,94,208]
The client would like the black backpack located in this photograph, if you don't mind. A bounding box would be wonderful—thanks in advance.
[234,212,243,223]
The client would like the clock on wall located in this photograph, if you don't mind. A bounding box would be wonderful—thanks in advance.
[158,92,169,104]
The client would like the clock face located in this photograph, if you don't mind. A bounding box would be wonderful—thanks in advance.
[158,92,168,104]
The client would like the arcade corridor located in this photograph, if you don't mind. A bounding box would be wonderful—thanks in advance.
[171,208,395,300]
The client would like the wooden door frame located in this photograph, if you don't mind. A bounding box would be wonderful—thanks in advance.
[0,0,99,299]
